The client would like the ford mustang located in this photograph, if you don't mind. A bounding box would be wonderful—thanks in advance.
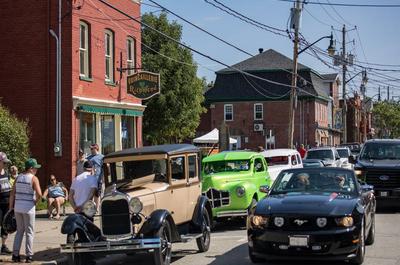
[247,168,375,264]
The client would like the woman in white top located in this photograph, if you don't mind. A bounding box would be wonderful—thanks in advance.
[9,158,42,263]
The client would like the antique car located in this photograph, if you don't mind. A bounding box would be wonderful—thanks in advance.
[247,167,376,264]
[60,144,212,265]
[261,149,303,182]
[202,151,271,220]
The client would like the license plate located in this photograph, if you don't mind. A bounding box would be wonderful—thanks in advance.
[289,236,308,247]
[380,191,388,197]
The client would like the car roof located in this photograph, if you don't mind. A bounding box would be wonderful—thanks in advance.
[308,147,335,151]
[365,139,400,144]
[104,144,199,159]
[280,167,354,174]
[202,151,261,162]
[261,149,299,157]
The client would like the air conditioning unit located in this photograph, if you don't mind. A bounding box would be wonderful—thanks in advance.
[254,123,263,132]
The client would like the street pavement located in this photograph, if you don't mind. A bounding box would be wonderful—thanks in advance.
[1,207,399,265]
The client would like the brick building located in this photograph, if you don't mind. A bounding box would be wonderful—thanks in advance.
[0,0,143,187]
[197,49,341,150]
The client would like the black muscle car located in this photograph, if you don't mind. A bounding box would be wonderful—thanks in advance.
[247,168,375,264]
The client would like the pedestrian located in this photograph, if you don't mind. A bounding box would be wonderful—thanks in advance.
[298,144,307,159]
[0,152,12,254]
[9,158,42,263]
[86,144,104,208]
[257,146,265,152]
[42,174,68,220]
[69,161,98,214]
[76,149,86,177]
[9,166,18,187]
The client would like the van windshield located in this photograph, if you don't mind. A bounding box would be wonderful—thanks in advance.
[360,143,400,160]
[204,160,250,174]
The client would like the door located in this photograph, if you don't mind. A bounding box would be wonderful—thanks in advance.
[187,154,201,220]
[254,157,269,199]
[169,155,189,224]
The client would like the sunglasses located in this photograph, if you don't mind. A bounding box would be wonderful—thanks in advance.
[50,178,56,181]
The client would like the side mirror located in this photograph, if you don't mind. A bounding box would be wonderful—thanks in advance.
[348,155,356,164]
[260,185,270,193]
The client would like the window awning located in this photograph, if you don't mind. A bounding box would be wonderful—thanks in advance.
[77,104,143,117]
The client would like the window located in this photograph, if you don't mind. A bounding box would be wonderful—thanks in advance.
[291,155,298,165]
[79,112,96,154]
[121,116,136,149]
[224,104,233,121]
[126,37,136,76]
[105,29,114,82]
[171,156,185,181]
[254,103,263,120]
[188,155,197,179]
[254,158,265,172]
[79,21,90,77]
[101,115,115,155]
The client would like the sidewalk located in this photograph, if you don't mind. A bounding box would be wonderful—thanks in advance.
[0,207,74,265]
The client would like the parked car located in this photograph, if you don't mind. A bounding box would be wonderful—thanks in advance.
[302,158,326,168]
[341,142,362,156]
[337,147,354,170]
[352,139,400,206]
[261,149,303,182]
[247,167,376,264]
[60,144,212,265]
[304,147,342,168]
[202,151,271,220]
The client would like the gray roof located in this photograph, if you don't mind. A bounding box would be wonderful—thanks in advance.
[218,49,309,73]
[321,73,339,82]
[104,144,199,159]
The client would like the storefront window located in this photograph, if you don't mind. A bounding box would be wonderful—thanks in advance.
[101,115,115,155]
[122,116,136,149]
[79,112,96,154]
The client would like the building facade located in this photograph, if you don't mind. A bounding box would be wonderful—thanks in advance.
[0,0,143,186]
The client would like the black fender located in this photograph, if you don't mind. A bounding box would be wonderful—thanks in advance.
[61,214,102,242]
[139,209,180,242]
[192,195,212,228]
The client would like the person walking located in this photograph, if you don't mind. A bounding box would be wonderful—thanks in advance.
[76,149,86,177]
[0,152,12,254]
[9,158,42,263]
[86,144,104,208]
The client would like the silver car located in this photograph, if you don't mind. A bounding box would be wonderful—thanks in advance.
[304,147,342,168]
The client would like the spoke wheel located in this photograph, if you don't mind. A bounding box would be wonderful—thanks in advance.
[196,210,211,252]
[153,220,172,265]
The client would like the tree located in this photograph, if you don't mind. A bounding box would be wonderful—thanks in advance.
[0,104,30,170]
[373,101,400,138]
[141,12,206,144]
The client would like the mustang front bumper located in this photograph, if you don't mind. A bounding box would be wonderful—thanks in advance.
[60,238,161,254]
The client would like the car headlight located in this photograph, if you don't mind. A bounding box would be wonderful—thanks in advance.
[129,197,143,214]
[82,200,96,217]
[274,217,285,227]
[335,216,354,227]
[354,170,363,176]
[236,186,245,197]
[316,217,327,228]
[251,215,269,227]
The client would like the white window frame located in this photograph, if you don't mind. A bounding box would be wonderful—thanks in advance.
[126,37,135,76]
[254,103,263,120]
[79,21,89,77]
[224,104,233,121]
[105,29,114,82]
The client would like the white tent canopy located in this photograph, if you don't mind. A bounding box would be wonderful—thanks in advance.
[193,128,237,144]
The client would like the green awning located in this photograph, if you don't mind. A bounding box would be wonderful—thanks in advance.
[77,104,143,117]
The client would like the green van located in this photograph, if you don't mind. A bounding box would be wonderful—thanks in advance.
[201,151,271,219]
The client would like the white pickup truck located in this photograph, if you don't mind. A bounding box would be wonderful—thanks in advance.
[261,149,303,182]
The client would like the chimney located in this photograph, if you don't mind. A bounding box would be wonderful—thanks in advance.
[258,48,264,54]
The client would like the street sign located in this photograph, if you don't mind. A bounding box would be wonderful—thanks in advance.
[127,71,160,100]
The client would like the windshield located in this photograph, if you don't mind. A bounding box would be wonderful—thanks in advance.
[204,160,250,174]
[265,156,288,166]
[270,169,357,195]
[306,150,334,160]
[337,149,350,158]
[360,142,400,160]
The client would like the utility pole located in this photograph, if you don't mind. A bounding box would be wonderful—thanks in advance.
[378,86,381,101]
[387,86,390,101]
[341,24,347,144]
[288,0,301,148]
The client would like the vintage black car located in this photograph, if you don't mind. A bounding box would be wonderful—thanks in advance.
[60,144,212,265]
[247,168,375,264]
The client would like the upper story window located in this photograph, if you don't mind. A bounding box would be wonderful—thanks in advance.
[254,103,263,120]
[224,104,233,121]
[104,29,114,82]
[126,37,136,76]
[79,21,90,77]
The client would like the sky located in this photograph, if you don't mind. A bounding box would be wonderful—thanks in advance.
[141,0,400,99]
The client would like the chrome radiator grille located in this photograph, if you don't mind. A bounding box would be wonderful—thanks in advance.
[203,188,230,208]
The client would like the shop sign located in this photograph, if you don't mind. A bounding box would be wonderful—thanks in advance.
[127,71,160,100]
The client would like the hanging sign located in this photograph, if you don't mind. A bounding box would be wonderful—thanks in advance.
[127,71,160,100]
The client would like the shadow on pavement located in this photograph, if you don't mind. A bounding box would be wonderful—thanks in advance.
[212,218,247,233]
[33,247,64,262]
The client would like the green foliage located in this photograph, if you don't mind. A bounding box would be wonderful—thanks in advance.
[373,101,400,138]
[141,12,206,144]
[0,104,30,171]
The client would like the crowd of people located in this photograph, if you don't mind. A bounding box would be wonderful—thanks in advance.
[0,143,104,263]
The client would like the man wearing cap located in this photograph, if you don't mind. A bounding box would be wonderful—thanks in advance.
[86,144,104,207]
[9,158,42,263]
[69,161,98,214]
[0,152,12,254]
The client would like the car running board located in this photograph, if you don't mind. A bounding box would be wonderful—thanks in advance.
[180,233,203,243]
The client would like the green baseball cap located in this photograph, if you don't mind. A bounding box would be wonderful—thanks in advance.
[25,158,41,169]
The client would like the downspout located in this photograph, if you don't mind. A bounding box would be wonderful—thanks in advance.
[49,29,59,148]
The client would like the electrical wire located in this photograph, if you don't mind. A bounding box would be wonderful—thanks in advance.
[325,0,354,26]
[275,0,400,8]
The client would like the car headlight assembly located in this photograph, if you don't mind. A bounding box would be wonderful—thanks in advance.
[82,200,97,217]
[129,197,143,214]
[236,186,245,197]
[354,170,363,176]
[316,217,327,228]
[274,217,285,227]
[251,215,269,227]
[336,216,354,227]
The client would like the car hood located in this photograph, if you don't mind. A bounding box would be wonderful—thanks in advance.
[357,159,400,169]
[255,193,358,216]
[202,171,253,191]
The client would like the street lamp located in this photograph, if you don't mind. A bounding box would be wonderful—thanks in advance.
[298,33,336,56]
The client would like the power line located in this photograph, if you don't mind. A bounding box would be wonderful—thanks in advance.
[325,0,354,25]
[303,7,333,27]
[276,0,400,8]
[316,0,342,25]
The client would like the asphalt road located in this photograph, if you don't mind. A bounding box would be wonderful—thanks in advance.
[95,208,400,265]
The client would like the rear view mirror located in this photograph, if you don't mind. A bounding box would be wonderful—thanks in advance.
[260,185,270,193]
